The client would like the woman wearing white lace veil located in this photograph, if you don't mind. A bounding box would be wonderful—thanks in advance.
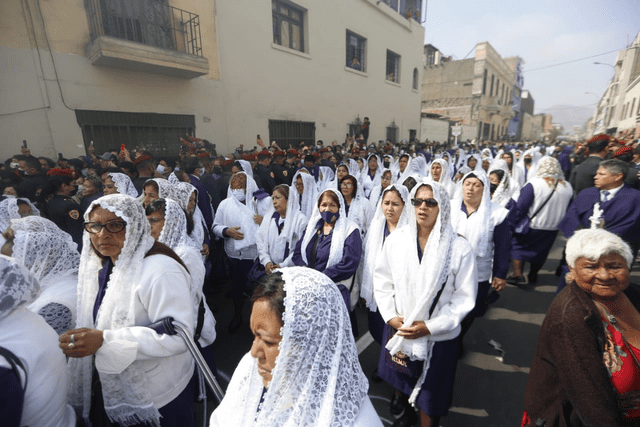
[429,159,455,199]
[104,172,139,198]
[396,153,413,184]
[339,174,373,237]
[172,181,209,260]
[210,267,382,426]
[368,168,393,210]
[2,216,79,335]
[60,194,196,427]
[292,188,363,326]
[212,172,260,333]
[508,156,573,286]
[373,179,477,426]
[488,159,520,209]
[410,154,428,177]
[317,166,335,192]
[327,162,354,190]
[255,184,307,278]
[450,170,511,348]
[517,148,542,183]
[142,177,174,208]
[361,154,383,198]
[292,170,318,219]
[0,255,76,427]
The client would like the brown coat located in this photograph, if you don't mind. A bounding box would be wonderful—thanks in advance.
[523,281,640,426]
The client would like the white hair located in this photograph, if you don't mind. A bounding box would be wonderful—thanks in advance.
[566,229,633,268]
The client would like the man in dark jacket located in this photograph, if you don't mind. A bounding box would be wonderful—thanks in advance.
[569,134,609,195]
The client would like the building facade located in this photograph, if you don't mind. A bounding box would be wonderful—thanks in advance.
[1,0,425,160]
[421,41,519,143]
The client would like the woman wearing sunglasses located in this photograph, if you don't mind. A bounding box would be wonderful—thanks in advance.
[59,194,197,427]
[374,179,477,427]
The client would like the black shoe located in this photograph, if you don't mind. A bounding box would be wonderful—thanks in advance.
[507,275,527,287]
[527,272,538,285]
[391,406,418,427]
[371,368,382,383]
[228,316,243,334]
[390,392,407,417]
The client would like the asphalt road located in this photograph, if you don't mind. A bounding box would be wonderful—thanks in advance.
[202,235,640,426]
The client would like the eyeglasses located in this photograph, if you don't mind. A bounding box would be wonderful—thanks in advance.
[340,182,354,188]
[381,176,391,181]
[84,220,126,234]
[411,198,438,208]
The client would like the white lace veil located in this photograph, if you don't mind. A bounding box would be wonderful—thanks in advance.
[298,188,359,270]
[10,216,80,287]
[361,184,410,311]
[157,198,195,250]
[0,198,40,232]
[0,254,40,321]
[172,182,206,247]
[68,194,161,426]
[236,160,254,179]
[292,170,318,220]
[451,170,492,257]
[430,159,455,198]
[146,178,174,199]
[108,173,139,198]
[536,156,567,187]
[245,267,369,426]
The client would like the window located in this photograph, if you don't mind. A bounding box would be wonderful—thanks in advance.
[346,30,366,72]
[490,74,494,96]
[630,99,636,119]
[272,0,305,52]
[482,69,487,95]
[386,50,400,83]
[76,110,195,158]
[268,119,315,148]
[386,124,398,143]
[412,68,419,90]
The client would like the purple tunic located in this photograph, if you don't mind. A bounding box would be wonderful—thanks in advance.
[0,366,23,427]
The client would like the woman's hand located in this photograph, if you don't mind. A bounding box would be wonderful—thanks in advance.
[265,262,280,275]
[253,214,263,225]
[59,328,103,358]
[397,321,431,339]
[492,276,507,291]
[226,226,244,240]
[388,316,404,330]
[201,243,209,257]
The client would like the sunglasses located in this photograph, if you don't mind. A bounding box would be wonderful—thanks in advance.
[411,198,438,208]
[84,220,126,234]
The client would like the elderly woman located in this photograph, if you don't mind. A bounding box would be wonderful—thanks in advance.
[172,181,210,260]
[522,229,640,426]
[142,178,173,208]
[210,267,382,426]
[0,255,76,427]
[255,184,307,278]
[59,194,196,427]
[339,174,373,237]
[451,170,511,347]
[292,170,318,219]
[80,174,103,215]
[213,172,260,333]
[104,172,138,197]
[508,156,573,286]
[292,188,363,320]
[374,179,477,427]
[1,216,79,335]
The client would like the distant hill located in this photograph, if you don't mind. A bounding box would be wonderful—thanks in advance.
[538,104,594,133]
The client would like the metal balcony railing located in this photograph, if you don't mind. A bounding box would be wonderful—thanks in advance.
[86,0,203,57]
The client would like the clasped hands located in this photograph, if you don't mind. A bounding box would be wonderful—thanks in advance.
[388,316,430,339]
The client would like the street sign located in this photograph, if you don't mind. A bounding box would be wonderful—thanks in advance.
[452,126,461,136]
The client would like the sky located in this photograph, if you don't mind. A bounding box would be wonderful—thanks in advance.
[422,0,640,115]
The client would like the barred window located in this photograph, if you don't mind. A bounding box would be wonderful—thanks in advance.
[272,0,305,52]
[386,50,400,83]
[346,30,366,72]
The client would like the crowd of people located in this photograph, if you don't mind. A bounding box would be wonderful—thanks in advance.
[1,130,640,427]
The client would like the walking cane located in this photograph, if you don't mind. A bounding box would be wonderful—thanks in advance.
[146,317,225,403]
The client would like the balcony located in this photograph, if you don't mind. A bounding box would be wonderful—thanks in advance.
[86,0,209,78]
[379,0,423,21]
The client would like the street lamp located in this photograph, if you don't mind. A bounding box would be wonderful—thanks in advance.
[593,62,615,69]
[585,92,599,103]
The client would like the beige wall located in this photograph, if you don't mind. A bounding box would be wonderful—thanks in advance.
[0,0,424,160]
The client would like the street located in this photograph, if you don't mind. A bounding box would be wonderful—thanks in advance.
[205,235,640,426]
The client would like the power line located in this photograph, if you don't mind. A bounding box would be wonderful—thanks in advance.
[523,48,622,73]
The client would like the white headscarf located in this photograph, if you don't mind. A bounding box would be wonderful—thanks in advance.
[146,178,174,199]
[299,188,359,270]
[317,166,335,192]
[383,180,455,380]
[430,159,455,198]
[292,170,318,220]
[220,172,259,252]
[396,154,414,184]
[257,186,305,265]
[236,159,254,179]
[156,198,194,250]
[108,173,139,198]
[488,159,520,207]
[69,194,161,426]
[341,175,372,236]
[451,170,493,257]
[10,216,79,330]
[213,267,369,426]
[0,254,40,321]
[535,156,568,188]
[360,184,410,311]
[172,182,206,248]
[517,148,542,181]
[0,197,40,232]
